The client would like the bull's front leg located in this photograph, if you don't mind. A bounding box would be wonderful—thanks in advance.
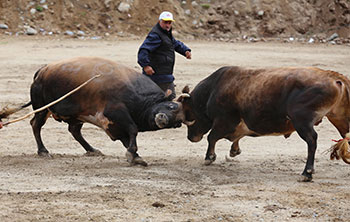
[104,105,147,166]
[205,117,240,165]
[230,140,242,157]
[124,126,148,167]
[204,132,219,165]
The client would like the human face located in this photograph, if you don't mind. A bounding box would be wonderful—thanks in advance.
[159,20,172,31]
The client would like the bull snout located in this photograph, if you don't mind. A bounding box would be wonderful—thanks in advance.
[155,113,169,128]
[188,134,203,142]
[173,121,182,128]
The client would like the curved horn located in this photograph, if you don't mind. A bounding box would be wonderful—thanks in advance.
[180,93,190,98]
[183,120,195,126]
[176,93,190,102]
[155,113,169,128]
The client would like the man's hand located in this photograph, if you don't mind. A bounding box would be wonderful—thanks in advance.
[0,122,3,129]
[144,66,155,75]
[185,51,192,59]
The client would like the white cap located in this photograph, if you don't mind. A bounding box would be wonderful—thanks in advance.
[159,11,175,22]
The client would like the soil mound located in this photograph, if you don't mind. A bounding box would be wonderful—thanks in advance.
[1,0,349,41]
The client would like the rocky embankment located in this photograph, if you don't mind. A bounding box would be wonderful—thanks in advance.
[0,0,349,45]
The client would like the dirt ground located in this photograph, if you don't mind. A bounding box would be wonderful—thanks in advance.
[0,36,350,221]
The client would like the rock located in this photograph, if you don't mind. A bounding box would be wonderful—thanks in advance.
[327,33,339,41]
[25,27,37,35]
[91,36,102,40]
[30,8,36,14]
[339,0,349,9]
[257,10,264,16]
[152,202,165,208]
[65,30,74,36]
[192,1,198,7]
[0,24,9,29]
[185,9,191,15]
[104,0,112,8]
[40,0,46,4]
[77,30,85,36]
[118,2,131,12]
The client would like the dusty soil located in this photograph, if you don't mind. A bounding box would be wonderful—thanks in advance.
[0,36,350,221]
[1,0,350,40]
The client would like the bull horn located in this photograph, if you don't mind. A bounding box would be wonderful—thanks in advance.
[184,120,195,126]
[155,113,169,128]
[329,133,350,164]
[176,93,190,102]
[180,93,190,98]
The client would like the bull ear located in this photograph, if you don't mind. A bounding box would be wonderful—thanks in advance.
[182,85,190,94]
[164,89,172,99]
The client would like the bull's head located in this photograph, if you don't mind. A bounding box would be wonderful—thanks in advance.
[177,85,211,142]
[152,101,184,129]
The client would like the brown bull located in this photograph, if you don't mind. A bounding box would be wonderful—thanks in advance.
[178,66,350,181]
[2,57,185,166]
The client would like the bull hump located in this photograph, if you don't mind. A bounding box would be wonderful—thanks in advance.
[46,57,137,81]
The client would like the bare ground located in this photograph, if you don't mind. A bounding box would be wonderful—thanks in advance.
[0,36,350,222]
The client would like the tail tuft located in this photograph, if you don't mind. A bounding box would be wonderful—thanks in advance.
[329,133,350,164]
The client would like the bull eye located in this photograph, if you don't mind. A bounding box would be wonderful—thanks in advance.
[168,103,178,110]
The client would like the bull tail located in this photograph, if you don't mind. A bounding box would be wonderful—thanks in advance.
[21,101,32,109]
[0,101,32,120]
[328,133,350,164]
[0,66,45,122]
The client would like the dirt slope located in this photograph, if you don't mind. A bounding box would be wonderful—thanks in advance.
[1,0,350,40]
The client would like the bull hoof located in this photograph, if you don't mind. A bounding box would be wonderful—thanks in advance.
[133,156,148,167]
[225,155,235,162]
[38,152,52,158]
[298,175,313,182]
[229,148,241,158]
[125,151,148,166]
[298,168,315,182]
[204,154,216,165]
[85,149,104,156]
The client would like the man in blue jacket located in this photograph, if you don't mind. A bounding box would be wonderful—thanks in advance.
[137,11,192,100]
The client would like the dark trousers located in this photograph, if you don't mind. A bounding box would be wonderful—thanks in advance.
[157,82,176,100]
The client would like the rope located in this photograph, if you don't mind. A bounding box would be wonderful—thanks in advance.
[1,74,101,127]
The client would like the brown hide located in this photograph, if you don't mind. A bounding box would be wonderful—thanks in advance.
[214,67,349,136]
[180,66,350,180]
[36,57,139,116]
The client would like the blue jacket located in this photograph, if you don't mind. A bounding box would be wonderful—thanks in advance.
[138,23,191,83]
